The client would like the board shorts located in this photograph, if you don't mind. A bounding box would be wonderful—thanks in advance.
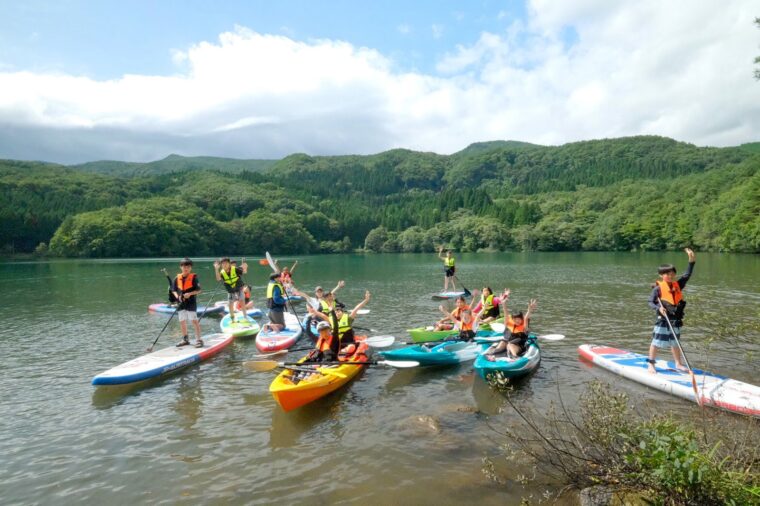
[268,310,285,326]
[227,288,245,302]
[444,267,455,277]
[459,329,476,341]
[178,310,198,322]
[651,318,682,349]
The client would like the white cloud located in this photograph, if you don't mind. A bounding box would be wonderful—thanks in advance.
[432,24,444,39]
[0,2,758,163]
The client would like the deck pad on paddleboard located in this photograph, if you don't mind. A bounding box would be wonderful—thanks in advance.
[92,333,233,385]
[255,312,303,352]
[579,344,760,418]
[220,313,260,337]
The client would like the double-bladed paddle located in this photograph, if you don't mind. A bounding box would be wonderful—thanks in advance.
[244,358,419,372]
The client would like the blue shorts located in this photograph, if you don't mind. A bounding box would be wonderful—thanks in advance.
[651,319,681,349]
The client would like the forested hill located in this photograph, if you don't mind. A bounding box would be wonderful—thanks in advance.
[1,135,757,257]
[71,154,277,176]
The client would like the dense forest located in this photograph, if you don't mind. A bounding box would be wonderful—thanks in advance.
[1,136,758,257]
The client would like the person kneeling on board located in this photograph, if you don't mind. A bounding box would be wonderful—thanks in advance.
[262,272,288,333]
[483,298,537,359]
[646,248,696,374]
[173,258,204,348]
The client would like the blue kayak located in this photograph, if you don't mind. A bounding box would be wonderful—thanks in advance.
[473,336,541,381]
[380,340,480,366]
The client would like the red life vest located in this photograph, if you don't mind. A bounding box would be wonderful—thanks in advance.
[175,273,196,292]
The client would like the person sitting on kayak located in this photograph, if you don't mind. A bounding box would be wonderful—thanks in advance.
[161,267,179,306]
[438,300,477,341]
[484,298,538,359]
[310,290,371,359]
[438,247,457,292]
[214,257,248,321]
[262,272,288,333]
[307,321,339,362]
[433,293,478,331]
[646,248,696,375]
[293,281,345,339]
[172,258,204,348]
[472,287,508,324]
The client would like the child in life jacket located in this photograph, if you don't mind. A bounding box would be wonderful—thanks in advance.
[483,298,538,359]
[646,248,696,374]
[438,300,477,341]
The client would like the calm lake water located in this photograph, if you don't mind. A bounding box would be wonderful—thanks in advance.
[0,252,758,504]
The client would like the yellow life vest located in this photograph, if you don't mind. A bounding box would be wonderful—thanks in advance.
[220,266,239,287]
[482,294,495,312]
[444,256,455,267]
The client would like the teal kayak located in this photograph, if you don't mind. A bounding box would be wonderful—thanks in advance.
[380,340,480,366]
[473,336,540,381]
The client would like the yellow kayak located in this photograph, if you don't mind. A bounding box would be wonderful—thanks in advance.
[269,341,369,412]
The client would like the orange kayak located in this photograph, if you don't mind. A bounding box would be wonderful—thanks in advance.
[269,339,369,411]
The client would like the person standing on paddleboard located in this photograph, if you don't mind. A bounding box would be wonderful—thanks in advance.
[646,248,696,374]
[438,247,457,292]
[214,257,248,321]
[173,258,203,348]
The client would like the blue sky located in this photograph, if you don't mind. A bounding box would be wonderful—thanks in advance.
[0,0,533,78]
[0,0,757,163]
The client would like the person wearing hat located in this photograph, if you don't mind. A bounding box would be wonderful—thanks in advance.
[262,271,288,332]
[214,257,248,321]
[306,321,338,362]
[646,248,696,374]
[172,258,204,348]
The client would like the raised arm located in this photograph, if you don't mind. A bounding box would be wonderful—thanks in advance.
[499,288,511,315]
[524,299,537,327]
[331,280,345,295]
[350,291,371,319]
[213,260,222,282]
[289,260,298,274]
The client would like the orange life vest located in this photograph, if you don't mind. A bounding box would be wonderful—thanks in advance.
[458,310,474,331]
[315,330,334,353]
[507,316,526,334]
[175,273,196,292]
[656,280,683,305]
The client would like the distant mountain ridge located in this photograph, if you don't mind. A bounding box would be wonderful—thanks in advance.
[70,154,277,176]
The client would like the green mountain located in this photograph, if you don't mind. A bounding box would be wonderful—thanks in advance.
[71,154,277,176]
[1,136,757,257]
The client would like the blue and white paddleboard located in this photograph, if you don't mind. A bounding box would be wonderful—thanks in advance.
[579,344,760,418]
[92,333,234,386]
[432,291,469,300]
[148,303,224,317]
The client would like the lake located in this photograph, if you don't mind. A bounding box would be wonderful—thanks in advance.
[0,252,757,504]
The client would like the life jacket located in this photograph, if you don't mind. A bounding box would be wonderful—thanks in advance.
[458,311,474,331]
[452,305,470,322]
[280,271,292,284]
[266,281,285,309]
[504,316,527,341]
[656,280,686,319]
[332,313,355,343]
[444,256,455,268]
[220,266,240,288]
[315,329,335,354]
[175,273,196,293]
[339,337,369,362]
[481,294,499,317]
[319,299,331,314]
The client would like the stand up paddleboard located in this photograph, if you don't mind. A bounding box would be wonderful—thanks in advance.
[220,313,260,338]
[578,344,760,418]
[148,303,224,317]
[92,333,234,386]
[431,291,469,300]
[255,312,303,352]
[214,301,264,319]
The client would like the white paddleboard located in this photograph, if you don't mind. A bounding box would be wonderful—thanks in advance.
[92,333,234,386]
[579,344,760,418]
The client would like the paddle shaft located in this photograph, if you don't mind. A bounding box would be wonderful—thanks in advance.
[148,305,180,351]
[657,297,702,406]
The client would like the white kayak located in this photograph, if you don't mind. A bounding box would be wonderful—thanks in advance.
[92,333,234,386]
[220,313,260,337]
[579,344,760,418]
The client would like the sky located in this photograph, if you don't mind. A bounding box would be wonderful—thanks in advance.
[0,0,758,163]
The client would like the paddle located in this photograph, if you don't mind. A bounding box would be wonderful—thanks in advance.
[356,309,370,315]
[147,305,180,352]
[452,274,471,297]
[657,297,702,407]
[474,332,565,344]
[252,334,395,359]
[243,358,419,372]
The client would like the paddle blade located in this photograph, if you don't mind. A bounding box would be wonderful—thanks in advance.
[490,322,506,333]
[463,288,472,297]
[252,349,288,359]
[475,336,500,343]
[379,360,419,368]
[365,335,395,348]
[243,360,282,372]
[690,372,703,407]
[356,309,370,315]
[538,334,565,341]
